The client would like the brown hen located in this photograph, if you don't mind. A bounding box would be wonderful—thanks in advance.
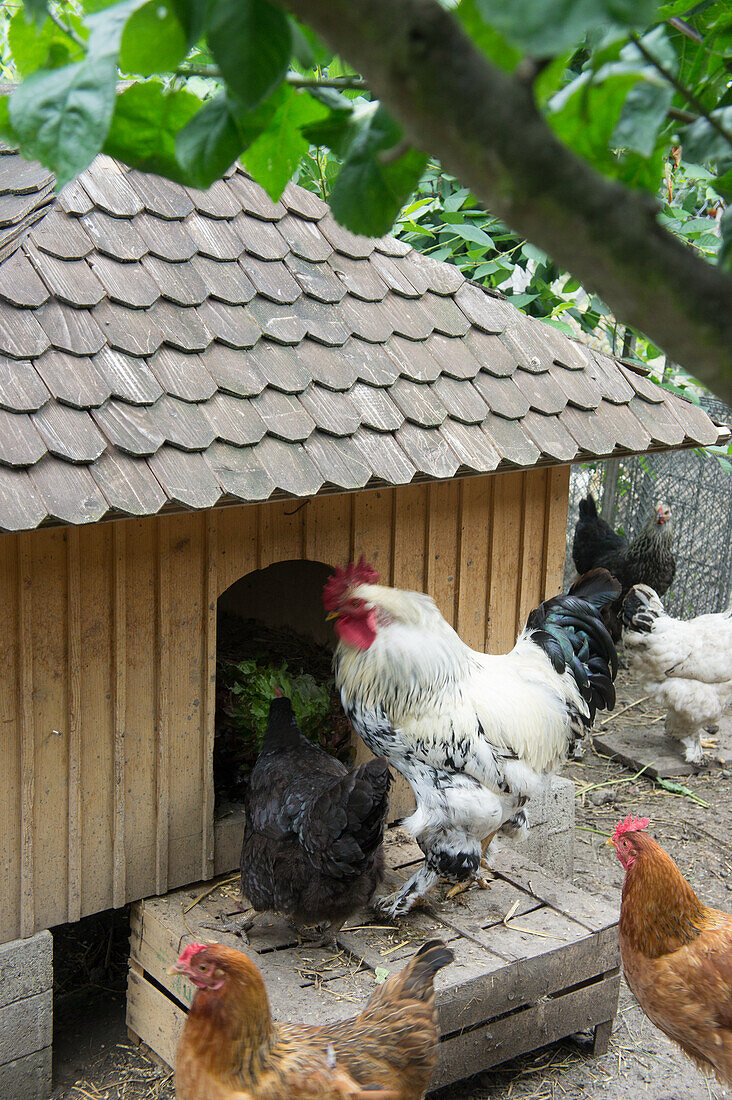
[171,938,453,1100]
[611,814,732,1085]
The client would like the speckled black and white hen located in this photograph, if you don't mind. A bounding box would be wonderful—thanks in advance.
[240,695,391,943]
[324,560,620,917]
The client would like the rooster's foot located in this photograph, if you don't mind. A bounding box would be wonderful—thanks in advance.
[446,873,491,900]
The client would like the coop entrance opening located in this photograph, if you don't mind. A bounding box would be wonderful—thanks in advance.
[213,560,351,865]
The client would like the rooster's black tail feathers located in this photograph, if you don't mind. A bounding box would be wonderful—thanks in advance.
[527,568,621,724]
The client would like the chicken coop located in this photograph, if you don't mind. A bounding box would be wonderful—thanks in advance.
[0,137,727,1097]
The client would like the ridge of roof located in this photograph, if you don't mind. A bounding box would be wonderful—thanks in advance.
[0,142,724,533]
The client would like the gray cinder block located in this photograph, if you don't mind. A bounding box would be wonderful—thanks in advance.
[0,1047,52,1100]
[0,930,52,1009]
[521,774,575,878]
[0,932,53,1100]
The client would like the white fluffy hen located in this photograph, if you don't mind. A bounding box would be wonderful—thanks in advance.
[622,585,732,764]
[323,559,620,917]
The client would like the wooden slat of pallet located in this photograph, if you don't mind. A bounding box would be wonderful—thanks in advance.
[431,972,621,1090]
[127,963,184,1071]
[493,849,618,933]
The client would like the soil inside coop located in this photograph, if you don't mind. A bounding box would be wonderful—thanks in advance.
[214,611,351,808]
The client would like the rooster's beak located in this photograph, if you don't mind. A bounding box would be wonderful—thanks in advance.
[325,611,338,621]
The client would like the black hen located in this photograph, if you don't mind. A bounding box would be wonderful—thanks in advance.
[571,493,675,639]
[241,696,391,943]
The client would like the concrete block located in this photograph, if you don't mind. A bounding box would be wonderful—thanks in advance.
[0,990,52,1064]
[0,1047,52,1100]
[521,774,575,878]
[0,931,53,1100]
[0,930,52,1009]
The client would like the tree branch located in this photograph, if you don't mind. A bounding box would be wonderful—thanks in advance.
[175,65,367,90]
[281,0,732,403]
[46,7,87,50]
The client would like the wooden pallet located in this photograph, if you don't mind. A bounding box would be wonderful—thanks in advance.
[127,831,620,1091]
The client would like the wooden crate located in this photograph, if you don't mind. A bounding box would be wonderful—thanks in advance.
[127,831,620,1091]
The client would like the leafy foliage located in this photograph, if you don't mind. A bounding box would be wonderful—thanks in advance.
[222,656,331,748]
[0,0,727,251]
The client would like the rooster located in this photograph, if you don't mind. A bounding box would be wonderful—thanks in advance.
[611,814,732,1086]
[323,559,620,916]
[241,694,391,944]
[621,585,732,764]
[572,494,675,639]
[171,939,453,1100]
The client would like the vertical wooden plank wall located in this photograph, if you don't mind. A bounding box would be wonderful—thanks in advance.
[0,466,570,943]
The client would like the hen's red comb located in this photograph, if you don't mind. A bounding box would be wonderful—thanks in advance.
[612,814,650,845]
[177,943,207,967]
[322,556,379,611]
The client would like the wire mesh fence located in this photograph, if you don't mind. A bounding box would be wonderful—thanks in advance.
[564,409,732,618]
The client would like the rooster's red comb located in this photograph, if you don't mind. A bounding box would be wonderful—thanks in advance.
[322,556,380,612]
[176,943,208,967]
[612,814,650,845]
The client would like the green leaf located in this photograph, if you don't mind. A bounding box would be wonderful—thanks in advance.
[450,221,494,247]
[549,70,662,190]
[104,81,200,181]
[86,0,147,57]
[456,0,521,71]
[169,0,207,45]
[9,11,59,76]
[0,99,19,146]
[9,57,118,187]
[719,205,732,271]
[243,87,328,200]
[612,78,673,156]
[21,0,48,29]
[683,107,732,170]
[207,0,292,111]
[374,967,389,984]
[330,106,427,236]
[474,0,659,57]
[175,93,245,189]
[119,0,188,75]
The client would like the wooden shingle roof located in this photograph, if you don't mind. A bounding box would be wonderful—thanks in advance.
[0,144,725,532]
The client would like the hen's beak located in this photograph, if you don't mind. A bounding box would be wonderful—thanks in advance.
[167,961,186,976]
[605,836,615,847]
[325,611,338,621]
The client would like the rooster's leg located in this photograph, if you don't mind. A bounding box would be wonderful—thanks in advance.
[479,829,499,870]
[375,865,439,919]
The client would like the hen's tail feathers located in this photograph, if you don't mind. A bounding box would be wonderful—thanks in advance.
[399,940,454,1002]
[578,493,599,520]
[527,569,621,723]
[345,757,391,857]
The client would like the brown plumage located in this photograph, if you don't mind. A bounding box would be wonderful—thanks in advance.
[171,939,453,1100]
[611,815,732,1085]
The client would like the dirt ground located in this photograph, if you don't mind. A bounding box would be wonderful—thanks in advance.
[50,668,732,1100]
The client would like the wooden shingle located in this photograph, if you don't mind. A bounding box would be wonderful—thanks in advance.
[0,250,50,307]
[92,399,164,456]
[32,401,106,462]
[147,346,216,403]
[0,409,47,467]
[89,253,159,309]
[201,391,266,446]
[89,449,167,516]
[0,356,50,412]
[34,350,111,410]
[205,440,275,501]
[304,431,371,489]
[254,434,323,496]
[147,445,221,509]
[0,145,721,529]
